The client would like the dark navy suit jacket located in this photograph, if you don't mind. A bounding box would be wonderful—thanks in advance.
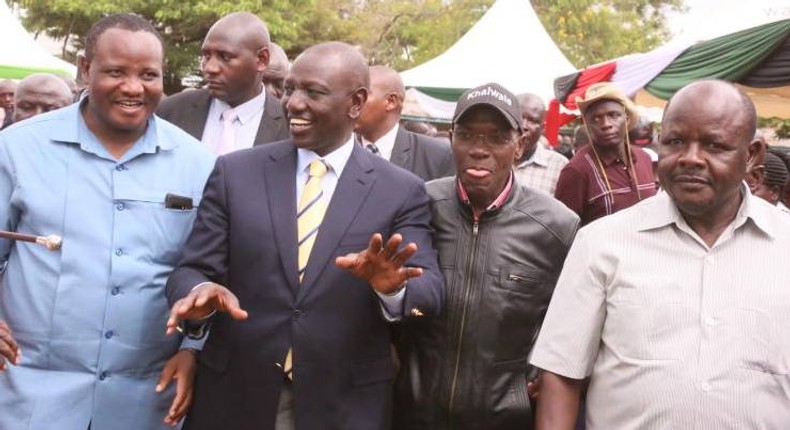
[167,140,444,430]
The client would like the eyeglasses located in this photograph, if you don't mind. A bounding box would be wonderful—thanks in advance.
[453,130,515,146]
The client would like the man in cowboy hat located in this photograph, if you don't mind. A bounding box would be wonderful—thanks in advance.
[554,82,656,225]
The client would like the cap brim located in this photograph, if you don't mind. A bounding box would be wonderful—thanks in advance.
[453,102,522,132]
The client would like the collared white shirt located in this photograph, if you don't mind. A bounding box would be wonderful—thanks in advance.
[296,137,405,318]
[361,123,399,161]
[531,187,790,429]
[514,144,568,195]
[201,89,266,152]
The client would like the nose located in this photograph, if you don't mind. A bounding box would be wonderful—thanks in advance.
[677,142,705,168]
[119,76,144,95]
[283,89,305,115]
[201,55,219,76]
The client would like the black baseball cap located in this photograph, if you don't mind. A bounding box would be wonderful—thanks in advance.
[453,83,523,132]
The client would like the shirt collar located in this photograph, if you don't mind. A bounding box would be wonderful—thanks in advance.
[51,99,170,155]
[456,171,515,219]
[361,123,399,160]
[296,135,355,178]
[517,144,550,168]
[636,183,776,239]
[212,88,266,125]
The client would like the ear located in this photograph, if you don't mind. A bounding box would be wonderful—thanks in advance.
[514,132,526,161]
[78,54,91,85]
[348,87,368,120]
[384,92,400,113]
[746,137,765,170]
[256,46,270,74]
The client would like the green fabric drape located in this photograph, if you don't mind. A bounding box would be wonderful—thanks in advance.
[0,64,72,79]
[412,86,467,102]
[645,19,790,100]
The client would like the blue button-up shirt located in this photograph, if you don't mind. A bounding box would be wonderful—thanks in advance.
[0,102,215,430]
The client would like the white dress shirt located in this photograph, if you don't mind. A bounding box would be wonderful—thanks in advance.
[201,89,266,152]
[360,123,399,161]
[296,137,405,319]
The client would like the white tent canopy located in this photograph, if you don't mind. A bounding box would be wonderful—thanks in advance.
[401,0,575,120]
[0,3,76,79]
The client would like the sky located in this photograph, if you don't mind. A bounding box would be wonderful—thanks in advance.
[668,0,790,46]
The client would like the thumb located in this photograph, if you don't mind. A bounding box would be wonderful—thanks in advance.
[156,360,176,392]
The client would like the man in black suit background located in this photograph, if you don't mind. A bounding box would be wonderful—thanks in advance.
[355,65,455,182]
[157,12,288,155]
[164,42,444,430]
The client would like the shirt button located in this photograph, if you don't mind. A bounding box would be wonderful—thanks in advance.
[705,256,715,265]
[704,316,716,326]
[99,371,108,380]
[115,248,124,256]
[115,164,125,171]
[111,287,120,296]
[700,381,712,392]
[115,203,125,211]
[105,330,114,339]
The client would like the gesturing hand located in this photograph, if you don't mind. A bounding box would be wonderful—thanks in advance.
[157,349,198,426]
[165,283,248,336]
[335,233,423,295]
[0,320,19,370]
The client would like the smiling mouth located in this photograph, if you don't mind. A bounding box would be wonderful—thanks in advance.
[116,101,144,110]
[289,118,312,131]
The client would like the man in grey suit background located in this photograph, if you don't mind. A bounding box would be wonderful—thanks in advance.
[355,65,455,182]
[157,12,289,155]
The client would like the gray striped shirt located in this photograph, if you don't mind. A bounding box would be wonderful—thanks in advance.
[531,188,790,429]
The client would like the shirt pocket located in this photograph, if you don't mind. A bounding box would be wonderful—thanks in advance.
[606,282,693,361]
[114,189,201,265]
[736,308,789,375]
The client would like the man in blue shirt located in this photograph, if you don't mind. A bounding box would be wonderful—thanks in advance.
[0,14,214,430]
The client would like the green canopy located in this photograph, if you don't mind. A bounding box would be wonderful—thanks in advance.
[645,19,790,99]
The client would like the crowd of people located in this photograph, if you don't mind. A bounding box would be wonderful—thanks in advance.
[0,10,788,430]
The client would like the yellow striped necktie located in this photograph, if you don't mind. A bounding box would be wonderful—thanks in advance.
[284,159,328,380]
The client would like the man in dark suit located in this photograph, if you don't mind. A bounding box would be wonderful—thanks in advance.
[164,42,444,430]
[157,12,288,154]
[355,65,454,182]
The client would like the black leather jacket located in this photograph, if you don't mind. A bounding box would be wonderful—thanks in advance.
[394,177,579,430]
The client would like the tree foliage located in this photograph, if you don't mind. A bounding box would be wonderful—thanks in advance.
[532,0,685,68]
[8,0,683,92]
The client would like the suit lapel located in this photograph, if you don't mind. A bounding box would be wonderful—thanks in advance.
[264,143,300,292]
[187,90,212,140]
[390,127,413,171]
[255,90,286,146]
[297,145,376,301]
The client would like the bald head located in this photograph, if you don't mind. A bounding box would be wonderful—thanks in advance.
[657,80,759,224]
[295,42,369,90]
[516,93,546,157]
[262,42,289,99]
[0,79,16,111]
[207,12,270,52]
[201,12,271,106]
[12,73,73,123]
[664,80,756,143]
[356,65,405,141]
[283,42,369,155]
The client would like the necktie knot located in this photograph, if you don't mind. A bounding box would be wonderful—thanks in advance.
[308,160,328,178]
[221,108,238,124]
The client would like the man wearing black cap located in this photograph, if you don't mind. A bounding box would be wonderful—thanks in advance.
[554,83,657,225]
[392,83,579,430]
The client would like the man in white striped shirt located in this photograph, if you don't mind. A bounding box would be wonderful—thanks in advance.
[531,80,790,430]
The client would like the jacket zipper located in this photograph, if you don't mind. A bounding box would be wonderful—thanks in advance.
[447,219,479,426]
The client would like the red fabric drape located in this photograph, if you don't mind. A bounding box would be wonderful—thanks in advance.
[561,62,617,109]
[545,99,578,147]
